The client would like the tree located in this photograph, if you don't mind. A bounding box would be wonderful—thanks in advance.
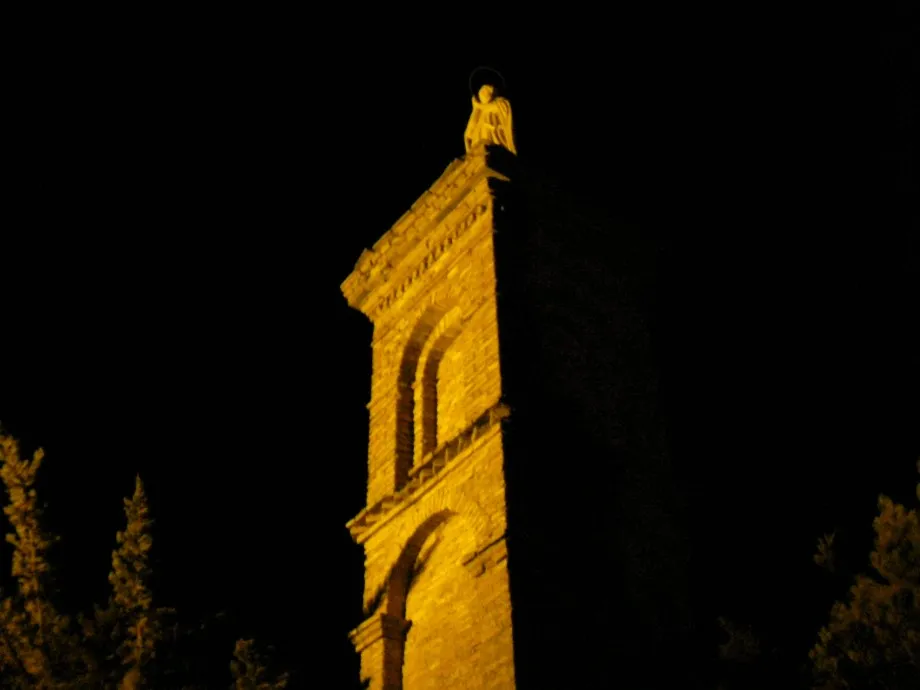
[714,616,763,690]
[231,639,290,690]
[0,431,289,689]
[809,462,920,688]
[0,433,86,687]
[80,475,178,688]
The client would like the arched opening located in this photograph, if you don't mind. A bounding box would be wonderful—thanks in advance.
[395,306,452,489]
[387,510,454,618]
[386,510,484,690]
[414,309,464,462]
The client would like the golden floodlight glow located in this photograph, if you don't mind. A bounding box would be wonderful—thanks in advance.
[342,87,517,689]
[464,84,516,155]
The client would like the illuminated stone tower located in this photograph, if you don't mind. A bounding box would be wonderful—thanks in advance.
[342,83,692,690]
[341,85,518,690]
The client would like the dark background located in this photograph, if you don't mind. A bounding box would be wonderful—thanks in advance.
[3,7,915,688]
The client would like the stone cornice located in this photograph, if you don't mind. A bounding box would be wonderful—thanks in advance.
[341,151,509,318]
[345,403,510,544]
[367,204,494,348]
[462,535,508,578]
[367,201,489,321]
[348,613,411,653]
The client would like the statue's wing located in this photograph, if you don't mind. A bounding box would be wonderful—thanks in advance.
[497,98,516,154]
[464,97,480,145]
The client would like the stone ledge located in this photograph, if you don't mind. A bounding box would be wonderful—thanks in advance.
[348,613,411,653]
[341,149,510,316]
[368,201,489,320]
[462,535,508,578]
[346,402,511,544]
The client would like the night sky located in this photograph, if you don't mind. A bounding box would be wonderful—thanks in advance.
[3,9,915,688]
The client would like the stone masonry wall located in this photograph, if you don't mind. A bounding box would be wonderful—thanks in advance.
[402,506,514,690]
[365,182,503,506]
[362,432,514,690]
[343,157,516,690]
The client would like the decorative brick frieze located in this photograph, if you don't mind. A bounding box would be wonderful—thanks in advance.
[341,153,508,320]
[369,202,489,319]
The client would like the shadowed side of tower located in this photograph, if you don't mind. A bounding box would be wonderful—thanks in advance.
[489,147,695,688]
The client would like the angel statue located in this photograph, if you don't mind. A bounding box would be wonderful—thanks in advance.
[464,84,516,155]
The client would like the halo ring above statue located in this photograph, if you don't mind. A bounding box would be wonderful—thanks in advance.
[464,73,516,155]
[468,66,507,96]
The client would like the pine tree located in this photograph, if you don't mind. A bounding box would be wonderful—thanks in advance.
[809,462,920,688]
[86,475,170,688]
[230,639,289,690]
[0,433,85,687]
[0,431,290,689]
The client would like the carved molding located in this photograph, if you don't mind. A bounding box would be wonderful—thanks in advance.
[462,535,508,578]
[341,151,509,317]
[346,403,511,544]
[370,202,489,319]
[348,613,412,654]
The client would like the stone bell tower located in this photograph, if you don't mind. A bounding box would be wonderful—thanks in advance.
[343,78,691,690]
[341,84,519,690]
